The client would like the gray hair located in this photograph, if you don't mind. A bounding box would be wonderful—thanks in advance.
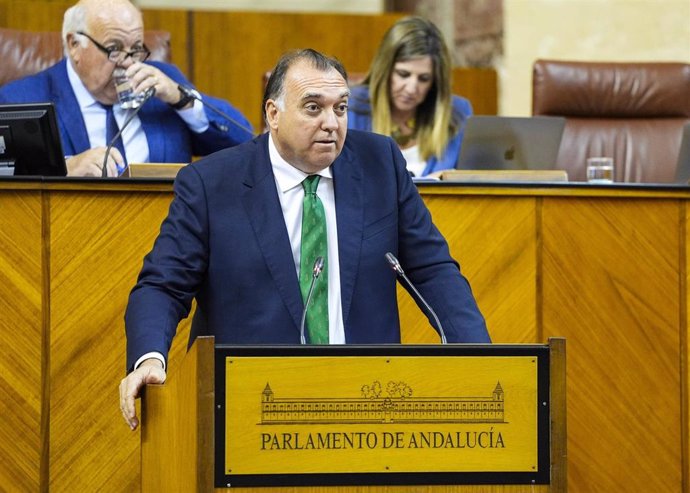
[62,4,88,56]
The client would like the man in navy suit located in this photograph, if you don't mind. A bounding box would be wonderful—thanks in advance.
[119,49,490,430]
[0,0,252,177]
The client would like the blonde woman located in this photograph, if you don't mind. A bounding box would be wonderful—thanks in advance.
[348,16,472,177]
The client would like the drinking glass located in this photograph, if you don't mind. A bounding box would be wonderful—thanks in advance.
[586,157,614,183]
[113,68,146,109]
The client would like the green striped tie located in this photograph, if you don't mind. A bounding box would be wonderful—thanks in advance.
[299,175,329,344]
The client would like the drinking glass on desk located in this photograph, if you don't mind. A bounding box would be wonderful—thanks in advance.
[586,157,614,183]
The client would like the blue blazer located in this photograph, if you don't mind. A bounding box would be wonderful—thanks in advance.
[347,85,473,176]
[0,59,253,162]
[125,130,489,370]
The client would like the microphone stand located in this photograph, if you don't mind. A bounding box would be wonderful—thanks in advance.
[177,85,255,140]
[384,252,447,344]
[101,87,156,177]
[299,256,325,344]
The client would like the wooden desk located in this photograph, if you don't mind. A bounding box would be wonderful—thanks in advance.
[0,178,686,491]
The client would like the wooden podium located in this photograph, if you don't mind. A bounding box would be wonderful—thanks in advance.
[141,337,565,492]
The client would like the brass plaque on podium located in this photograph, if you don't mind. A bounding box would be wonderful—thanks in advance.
[214,345,550,487]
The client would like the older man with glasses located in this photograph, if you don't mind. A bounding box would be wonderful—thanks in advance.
[0,0,253,177]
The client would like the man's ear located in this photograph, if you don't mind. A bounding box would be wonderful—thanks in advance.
[66,33,81,59]
[265,100,280,131]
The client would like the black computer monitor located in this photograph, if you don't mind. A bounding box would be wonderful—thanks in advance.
[0,102,67,176]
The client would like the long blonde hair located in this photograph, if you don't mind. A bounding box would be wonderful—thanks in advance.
[363,16,455,161]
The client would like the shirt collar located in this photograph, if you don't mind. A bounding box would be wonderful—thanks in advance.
[268,133,333,194]
[66,58,100,110]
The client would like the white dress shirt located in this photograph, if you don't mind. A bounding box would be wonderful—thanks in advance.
[268,134,345,344]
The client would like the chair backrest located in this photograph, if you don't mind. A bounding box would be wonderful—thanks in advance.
[532,59,690,183]
[0,28,171,87]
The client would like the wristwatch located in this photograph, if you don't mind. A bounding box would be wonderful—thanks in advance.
[169,88,195,110]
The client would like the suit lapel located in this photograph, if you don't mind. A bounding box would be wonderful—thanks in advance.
[240,136,365,333]
[241,135,304,332]
[332,144,364,328]
[49,60,91,155]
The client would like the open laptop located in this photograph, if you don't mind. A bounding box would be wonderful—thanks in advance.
[673,123,690,184]
[456,116,566,171]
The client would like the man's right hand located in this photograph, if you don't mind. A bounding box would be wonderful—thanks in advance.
[66,147,123,177]
[119,359,167,430]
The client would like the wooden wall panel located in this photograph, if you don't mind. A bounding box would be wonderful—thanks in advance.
[1,182,689,490]
[542,197,682,491]
[191,11,404,132]
[0,1,71,30]
[400,193,538,344]
[47,190,191,491]
[48,191,148,491]
[453,68,498,116]
[141,9,190,76]
[0,191,43,491]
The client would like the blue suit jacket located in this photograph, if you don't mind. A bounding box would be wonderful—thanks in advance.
[347,85,473,176]
[0,59,253,162]
[125,130,489,370]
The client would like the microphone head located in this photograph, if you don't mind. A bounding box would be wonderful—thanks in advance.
[384,252,404,276]
[312,256,324,278]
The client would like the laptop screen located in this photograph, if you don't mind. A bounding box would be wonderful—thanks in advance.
[456,116,566,171]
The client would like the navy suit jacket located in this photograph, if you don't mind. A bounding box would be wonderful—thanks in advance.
[0,59,253,162]
[125,130,489,370]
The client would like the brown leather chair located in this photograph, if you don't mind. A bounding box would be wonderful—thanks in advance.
[532,59,690,183]
[0,28,171,87]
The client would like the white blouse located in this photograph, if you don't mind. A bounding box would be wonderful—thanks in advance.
[400,145,426,177]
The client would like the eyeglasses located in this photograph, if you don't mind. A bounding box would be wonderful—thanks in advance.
[76,31,150,64]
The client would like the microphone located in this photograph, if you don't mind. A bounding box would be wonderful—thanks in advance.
[177,85,255,140]
[299,256,325,344]
[101,86,156,177]
[384,252,447,344]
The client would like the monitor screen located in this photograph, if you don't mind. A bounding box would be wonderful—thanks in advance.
[0,102,67,176]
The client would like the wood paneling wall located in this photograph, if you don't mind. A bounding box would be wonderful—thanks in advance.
[141,9,190,75]
[0,190,43,491]
[190,11,405,130]
[541,197,681,489]
[0,180,688,492]
[0,0,70,30]
[407,185,688,492]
